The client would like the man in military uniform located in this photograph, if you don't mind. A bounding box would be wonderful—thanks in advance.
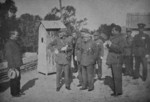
[78,31,98,91]
[123,28,134,76]
[49,30,73,91]
[93,31,104,80]
[106,25,126,96]
[132,23,150,81]
[5,30,24,97]
[74,32,83,87]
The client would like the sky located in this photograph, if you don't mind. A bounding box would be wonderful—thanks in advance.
[1,0,150,30]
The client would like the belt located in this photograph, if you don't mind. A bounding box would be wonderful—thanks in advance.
[109,50,121,54]
[59,51,66,53]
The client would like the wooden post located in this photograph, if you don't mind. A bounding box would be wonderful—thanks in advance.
[59,0,63,21]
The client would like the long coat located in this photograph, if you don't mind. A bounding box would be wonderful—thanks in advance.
[49,36,73,65]
[106,34,126,65]
[5,39,23,68]
[79,39,98,66]
[132,33,150,57]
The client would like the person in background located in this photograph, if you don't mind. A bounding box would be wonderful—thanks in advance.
[123,28,134,76]
[72,32,78,72]
[5,30,25,97]
[106,25,126,96]
[93,31,104,80]
[75,31,83,87]
[132,23,150,81]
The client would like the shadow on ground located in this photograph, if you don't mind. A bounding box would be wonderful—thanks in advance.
[104,76,114,92]
[21,78,38,92]
[0,81,9,93]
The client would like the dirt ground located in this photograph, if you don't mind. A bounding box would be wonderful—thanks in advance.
[0,51,150,102]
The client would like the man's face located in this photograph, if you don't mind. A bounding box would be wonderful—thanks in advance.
[72,33,76,38]
[83,33,91,42]
[127,31,131,36]
[59,32,64,38]
[139,28,144,33]
[11,31,19,40]
[111,28,119,35]
[94,35,99,40]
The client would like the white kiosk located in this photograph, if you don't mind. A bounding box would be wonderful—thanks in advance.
[37,20,66,75]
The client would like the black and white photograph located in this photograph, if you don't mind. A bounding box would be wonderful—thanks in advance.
[0,0,150,102]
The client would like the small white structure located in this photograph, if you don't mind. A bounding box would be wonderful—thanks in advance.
[37,20,66,75]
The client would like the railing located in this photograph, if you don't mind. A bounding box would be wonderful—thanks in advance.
[0,60,37,83]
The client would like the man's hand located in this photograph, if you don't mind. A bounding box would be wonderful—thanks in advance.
[145,54,149,58]
[54,49,59,54]
[106,40,112,46]
[75,56,77,61]
[61,45,68,51]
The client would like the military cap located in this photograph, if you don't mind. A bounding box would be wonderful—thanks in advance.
[81,32,91,37]
[137,23,146,29]
[80,28,90,33]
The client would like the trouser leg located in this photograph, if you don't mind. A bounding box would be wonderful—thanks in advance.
[129,56,134,76]
[124,56,130,75]
[56,64,62,88]
[87,65,94,90]
[97,58,102,79]
[134,57,141,78]
[64,64,70,87]
[78,63,82,84]
[112,63,122,94]
[141,57,147,81]
[82,66,88,88]
[10,68,21,96]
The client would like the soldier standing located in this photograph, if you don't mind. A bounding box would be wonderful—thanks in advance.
[132,23,150,81]
[79,31,98,91]
[123,28,134,76]
[49,30,73,91]
[93,31,104,80]
[106,25,126,96]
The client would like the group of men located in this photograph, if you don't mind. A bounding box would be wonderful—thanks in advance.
[5,23,150,97]
[49,23,150,96]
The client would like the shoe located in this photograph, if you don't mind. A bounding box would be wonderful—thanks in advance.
[66,86,71,90]
[12,94,21,97]
[88,88,94,91]
[133,76,139,79]
[80,87,87,90]
[19,92,25,95]
[77,84,82,87]
[111,92,122,97]
[98,77,102,80]
[142,77,147,81]
[56,87,61,91]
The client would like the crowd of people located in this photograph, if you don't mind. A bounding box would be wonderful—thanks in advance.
[4,23,150,97]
